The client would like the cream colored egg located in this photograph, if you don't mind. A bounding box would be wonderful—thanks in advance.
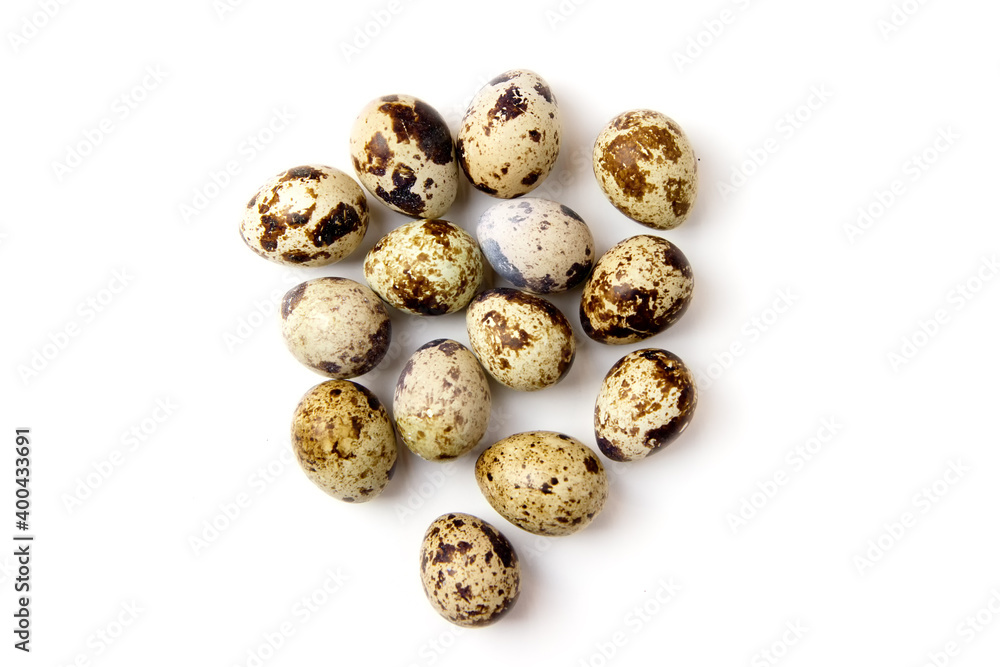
[457,70,561,198]
[291,380,397,503]
[240,164,368,266]
[393,339,491,461]
[349,94,458,219]
[593,110,698,229]
[580,235,693,345]
[364,219,484,316]
[419,513,520,627]
[280,277,391,378]
[475,431,608,536]
[595,349,697,462]
[465,288,575,391]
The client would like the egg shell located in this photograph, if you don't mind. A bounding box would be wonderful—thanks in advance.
[593,110,698,229]
[419,512,520,627]
[475,431,608,536]
[280,277,391,378]
[394,339,492,461]
[580,235,693,345]
[291,380,397,503]
[364,219,484,316]
[477,198,594,294]
[240,164,368,266]
[595,349,697,462]
[456,70,561,198]
[465,288,575,392]
[350,94,458,219]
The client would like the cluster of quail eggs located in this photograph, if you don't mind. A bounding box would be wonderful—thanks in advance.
[239,69,700,628]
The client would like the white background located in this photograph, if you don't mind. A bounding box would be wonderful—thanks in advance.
[2,0,999,665]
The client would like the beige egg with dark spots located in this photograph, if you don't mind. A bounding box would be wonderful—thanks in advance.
[595,349,697,462]
[475,431,608,536]
[466,288,575,391]
[291,380,397,503]
[477,198,594,294]
[394,339,491,461]
[593,110,698,229]
[580,235,693,345]
[419,513,520,627]
[349,94,458,219]
[240,164,368,266]
[281,277,391,378]
[457,69,561,198]
[364,219,484,316]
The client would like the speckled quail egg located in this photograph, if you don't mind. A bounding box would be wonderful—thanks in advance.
[580,235,693,345]
[456,70,561,198]
[595,349,697,462]
[291,380,397,503]
[466,288,575,391]
[240,164,368,266]
[419,513,520,627]
[364,219,484,316]
[350,95,458,219]
[394,339,491,461]
[593,110,698,229]
[477,198,594,294]
[476,431,608,536]
[280,277,391,378]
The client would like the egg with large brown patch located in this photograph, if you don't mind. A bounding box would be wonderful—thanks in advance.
[281,277,391,378]
[465,288,575,391]
[240,164,368,266]
[595,349,697,462]
[593,110,698,229]
[580,235,693,345]
[364,220,484,316]
[291,379,397,503]
[350,94,458,219]
[394,339,491,461]
[457,70,561,198]
[419,513,520,627]
[475,431,608,536]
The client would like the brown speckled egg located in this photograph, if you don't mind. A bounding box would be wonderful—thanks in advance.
[595,349,697,462]
[240,164,368,266]
[580,235,693,345]
[280,277,391,378]
[394,339,491,461]
[364,219,484,316]
[593,110,698,229]
[419,513,520,627]
[475,431,608,536]
[291,380,397,503]
[477,198,594,294]
[350,95,458,219]
[456,70,561,198]
[465,288,575,392]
